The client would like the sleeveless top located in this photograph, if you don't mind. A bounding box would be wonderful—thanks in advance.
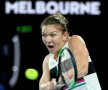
[48,42,68,80]
[48,42,102,90]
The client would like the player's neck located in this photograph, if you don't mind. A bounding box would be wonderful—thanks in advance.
[54,53,59,61]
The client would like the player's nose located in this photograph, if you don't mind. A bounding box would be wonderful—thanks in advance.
[45,36,52,43]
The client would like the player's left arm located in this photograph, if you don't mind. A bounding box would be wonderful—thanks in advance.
[68,35,89,79]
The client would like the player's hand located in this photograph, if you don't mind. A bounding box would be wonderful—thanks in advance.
[51,78,65,90]
[46,80,55,90]
[55,82,65,90]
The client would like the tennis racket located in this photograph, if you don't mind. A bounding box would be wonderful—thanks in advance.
[56,47,78,90]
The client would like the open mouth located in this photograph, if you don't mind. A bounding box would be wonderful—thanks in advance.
[47,45,54,50]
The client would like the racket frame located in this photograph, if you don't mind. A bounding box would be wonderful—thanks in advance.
[57,47,78,89]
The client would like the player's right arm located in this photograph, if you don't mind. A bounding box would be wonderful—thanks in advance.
[39,55,55,90]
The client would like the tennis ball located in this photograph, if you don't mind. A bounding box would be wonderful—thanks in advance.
[25,68,39,80]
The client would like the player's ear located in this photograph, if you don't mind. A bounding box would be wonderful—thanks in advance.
[63,31,68,41]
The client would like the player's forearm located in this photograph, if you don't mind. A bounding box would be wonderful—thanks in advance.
[39,82,63,90]
[39,82,56,90]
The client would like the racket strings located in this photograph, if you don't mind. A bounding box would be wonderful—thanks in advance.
[62,69,75,86]
[61,58,74,72]
[60,54,75,86]
[57,48,78,89]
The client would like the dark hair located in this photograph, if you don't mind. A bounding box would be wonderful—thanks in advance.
[40,12,68,33]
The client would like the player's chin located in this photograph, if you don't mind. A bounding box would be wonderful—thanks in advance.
[48,49,56,54]
[49,50,55,54]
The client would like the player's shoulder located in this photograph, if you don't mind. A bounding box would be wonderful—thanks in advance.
[69,35,85,44]
[43,54,50,64]
[70,35,83,40]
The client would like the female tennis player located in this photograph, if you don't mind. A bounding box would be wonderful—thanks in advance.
[39,12,101,90]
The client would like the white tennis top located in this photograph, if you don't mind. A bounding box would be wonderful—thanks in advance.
[48,42,102,90]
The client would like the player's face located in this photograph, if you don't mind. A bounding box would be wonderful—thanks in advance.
[41,25,68,54]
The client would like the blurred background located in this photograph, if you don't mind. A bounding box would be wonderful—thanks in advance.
[0,0,104,90]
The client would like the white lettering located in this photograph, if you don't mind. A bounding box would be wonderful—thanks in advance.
[46,1,58,14]
[27,1,35,14]
[19,1,27,14]
[59,1,70,15]
[5,1,101,15]
[91,1,101,15]
[36,1,46,14]
[70,1,79,15]
[5,1,18,14]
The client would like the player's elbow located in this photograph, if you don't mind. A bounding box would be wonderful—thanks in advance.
[83,65,88,76]
[78,64,88,78]
[82,63,88,76]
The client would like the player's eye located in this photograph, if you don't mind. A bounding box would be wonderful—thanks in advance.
[50,33,57,37]
[42,34,47,38]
